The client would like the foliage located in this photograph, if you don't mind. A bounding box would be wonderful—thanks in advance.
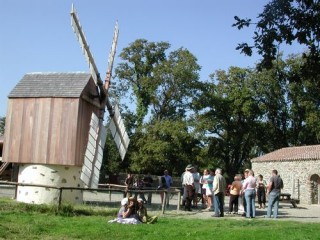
[233,0,320,73]
[192,54,320,179]
[114,39,201,127]
[114,39,171,127]
[192,67,261,178]
[129,119,202,176]
[105,39,202,175]
[102,2,320,178]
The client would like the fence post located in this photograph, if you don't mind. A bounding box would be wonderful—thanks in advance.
[58,188,63,209]
[161,191,166,214]
[109,185,112,202]
[177,190,181,211]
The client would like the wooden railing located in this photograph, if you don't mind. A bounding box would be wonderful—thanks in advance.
[0,181,182,214]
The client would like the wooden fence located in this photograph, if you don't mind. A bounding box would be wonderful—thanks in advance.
[0,181,182,214]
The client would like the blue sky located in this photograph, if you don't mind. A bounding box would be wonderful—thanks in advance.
[0,0,301,117]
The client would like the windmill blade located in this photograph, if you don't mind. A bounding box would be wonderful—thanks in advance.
[109,104,130,160]
[70,4,103,88]
[105,21,119,92]
[81,112,106,188]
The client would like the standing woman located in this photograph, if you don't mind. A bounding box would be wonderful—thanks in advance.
[242,170,257,218]
[256,174,267,209]
[200,169,210,209]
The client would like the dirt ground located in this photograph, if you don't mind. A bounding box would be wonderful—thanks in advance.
[1,185,319,223]
[159,202,320,223]
[97,191,320,223]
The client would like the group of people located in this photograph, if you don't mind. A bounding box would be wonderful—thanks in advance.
[181,165,227,218]
[108,196,158,224]
[114,166,284,224]
[181,165,284,219]
[124,172,154,204]
[229,168,284,219]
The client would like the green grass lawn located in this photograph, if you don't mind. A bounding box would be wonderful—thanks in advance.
[0,198,319,240]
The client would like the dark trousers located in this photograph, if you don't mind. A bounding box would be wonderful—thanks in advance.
[257,187,266,204]
[185,185,194,210]
[229,194,239,213]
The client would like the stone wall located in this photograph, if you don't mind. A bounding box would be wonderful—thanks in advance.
[252,159,320,204]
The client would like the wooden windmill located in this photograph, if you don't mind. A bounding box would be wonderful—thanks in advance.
[70,4,129,188]
[1,5,129,205]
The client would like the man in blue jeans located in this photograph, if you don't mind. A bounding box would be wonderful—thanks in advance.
[212,168,226,217]
[266,169,284,218]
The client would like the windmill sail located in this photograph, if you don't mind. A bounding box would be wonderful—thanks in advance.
[71,4,129,186]
[70,5,101,86]
[109,104,130,160]
[105,21,119,91]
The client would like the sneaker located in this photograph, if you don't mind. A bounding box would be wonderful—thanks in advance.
[148,216,158,224]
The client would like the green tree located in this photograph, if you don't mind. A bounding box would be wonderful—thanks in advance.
[107,39,202,175]
[129,119,201,176]
[192,67,261,179]
[233,0,320,74]
[285,54,320,144]
[114,39,201,126]
[249,57,290,152]
[115,39,170,127]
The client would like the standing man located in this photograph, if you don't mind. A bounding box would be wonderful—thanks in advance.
[181,167,187,207]
[192,166,201,208]
[143,173,154,204]
[212,168,226,217]
[160,170,173,206]
[182,164,194,211]
[266,169,284,218]
[163,170,173,190]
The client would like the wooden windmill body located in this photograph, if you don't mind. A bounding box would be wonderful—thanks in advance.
[1,5,129,204]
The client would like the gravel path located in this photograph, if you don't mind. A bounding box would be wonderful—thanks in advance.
[158,202,320,223]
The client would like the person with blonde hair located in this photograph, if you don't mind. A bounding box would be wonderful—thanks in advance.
[242,170,257,218]
[228,174,242,214]
[200,169,214,210]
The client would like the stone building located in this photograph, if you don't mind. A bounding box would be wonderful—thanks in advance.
[251,145,320,204]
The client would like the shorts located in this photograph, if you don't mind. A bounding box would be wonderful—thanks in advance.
[205,187,212,196]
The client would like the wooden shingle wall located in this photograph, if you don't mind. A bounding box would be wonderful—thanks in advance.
[3,73,100,167]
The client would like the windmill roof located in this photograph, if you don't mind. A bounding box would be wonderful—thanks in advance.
[251,145,320,162]
[8,72,92,98]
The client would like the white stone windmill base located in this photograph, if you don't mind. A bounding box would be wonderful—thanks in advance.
[17,164,83,204]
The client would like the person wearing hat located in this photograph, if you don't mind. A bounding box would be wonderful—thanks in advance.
[117,198,132,219]
[182,164,194,211]
[136,198,158,224]
[108,197,141,224]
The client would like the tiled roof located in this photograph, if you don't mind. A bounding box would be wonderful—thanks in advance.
[251,145,320,162]
[8,72,92,98]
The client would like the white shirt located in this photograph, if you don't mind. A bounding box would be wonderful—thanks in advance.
[182,171,194,186]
